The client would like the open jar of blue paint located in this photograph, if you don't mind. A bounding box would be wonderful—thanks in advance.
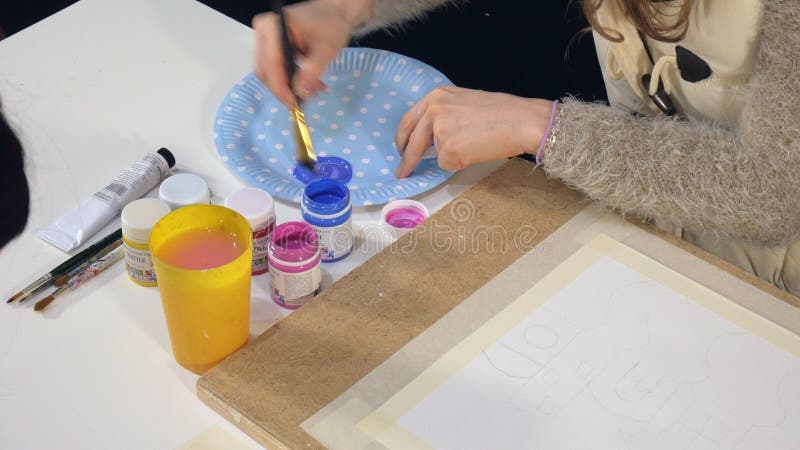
[301,179,354,263]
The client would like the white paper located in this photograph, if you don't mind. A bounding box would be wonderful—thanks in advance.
[387,257,800,449]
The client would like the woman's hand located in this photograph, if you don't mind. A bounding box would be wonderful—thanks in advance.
[253,0,371,109]
[394,86,555,178]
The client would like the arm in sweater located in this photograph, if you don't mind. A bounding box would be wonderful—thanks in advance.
[544,0,800,245]
[355,0,461,34]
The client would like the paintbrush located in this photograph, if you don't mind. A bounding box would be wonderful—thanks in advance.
[6,228,122,304]
[273,0,317,170]
[34,247,125,312]
[52,239,123,287]
[18,238,124,304]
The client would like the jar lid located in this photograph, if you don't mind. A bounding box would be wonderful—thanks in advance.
[293,156,353,185]
[121,198,172,244]
[158,173,210,210]
[381,199,429,230]
[269,222,319,264]
[224,187,276,228]
[301,179,351,219]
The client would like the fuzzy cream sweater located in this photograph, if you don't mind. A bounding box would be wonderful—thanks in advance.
[364,0,800,246]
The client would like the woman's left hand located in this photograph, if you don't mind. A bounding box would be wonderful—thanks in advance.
[394,86,554,178]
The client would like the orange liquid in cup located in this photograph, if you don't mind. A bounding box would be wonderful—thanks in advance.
[150,205,253,374]
[159,229,245,270]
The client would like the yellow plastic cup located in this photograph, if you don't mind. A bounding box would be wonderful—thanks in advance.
[150,204,253,374]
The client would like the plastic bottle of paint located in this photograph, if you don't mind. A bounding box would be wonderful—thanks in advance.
[300,179,354,263]
[121,198,171,286]
[267,222,321,309]
[381,199,429,240]
[158,173,210,210]
[224,188,276,275]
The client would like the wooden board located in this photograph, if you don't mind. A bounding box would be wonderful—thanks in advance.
[198,159,800,449]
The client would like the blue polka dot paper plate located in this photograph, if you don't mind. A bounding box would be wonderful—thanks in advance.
[214,47,454,206]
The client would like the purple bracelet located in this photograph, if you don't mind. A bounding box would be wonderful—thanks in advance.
[535,100,560,165]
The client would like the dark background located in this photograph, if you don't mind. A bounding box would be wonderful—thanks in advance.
[1,0,607,101]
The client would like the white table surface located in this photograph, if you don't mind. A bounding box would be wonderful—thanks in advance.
[0,0,502,448]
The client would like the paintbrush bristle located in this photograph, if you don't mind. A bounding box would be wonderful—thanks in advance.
[15,291,35,304]
[6,291,23,304]
[34,295,55,312]
[297,157,317,171]
[53,274,70,287]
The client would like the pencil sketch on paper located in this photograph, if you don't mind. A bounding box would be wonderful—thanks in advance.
[391,256,800,450]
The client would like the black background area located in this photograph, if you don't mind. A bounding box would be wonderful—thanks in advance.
[1,0,607,101]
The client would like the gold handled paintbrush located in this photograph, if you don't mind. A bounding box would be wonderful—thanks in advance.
[274,0,317,170]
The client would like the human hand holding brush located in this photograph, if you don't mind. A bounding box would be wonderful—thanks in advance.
[253,0,370,109]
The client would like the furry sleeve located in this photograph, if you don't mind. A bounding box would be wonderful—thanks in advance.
[544,0,800,245]
[354,0,462,34]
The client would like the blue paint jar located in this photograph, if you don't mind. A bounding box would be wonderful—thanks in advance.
[301,179,354,262]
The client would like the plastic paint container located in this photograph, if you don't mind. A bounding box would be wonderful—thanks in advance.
[121,198,172,286]
[158,173,210,210]
[150,204,252,374]
[224,188,276,275]
[301,179,354,263]
[268,222,321,309]
[381,199,429,239]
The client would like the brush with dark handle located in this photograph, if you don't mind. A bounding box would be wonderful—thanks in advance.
[6,228,123,304]
[272,0,318,169]
[34,247,125,312]
[273,0,297,98]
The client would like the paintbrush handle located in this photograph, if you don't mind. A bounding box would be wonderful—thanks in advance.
[60,239,123,283]
[273,0,298,93]
[63,248,124,292]
[50,228,122,277]
[34,249,123,313]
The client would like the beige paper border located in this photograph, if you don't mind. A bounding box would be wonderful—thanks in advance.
[303,205,800,448]
[356,234,800,448]
[175,425,253,450]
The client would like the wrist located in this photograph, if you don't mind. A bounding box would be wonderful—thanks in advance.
[534,100,560,164]
[324,0,372,27]
[517,99,555,162]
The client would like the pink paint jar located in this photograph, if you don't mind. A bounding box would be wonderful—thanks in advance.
[381,200,430,240]
[267,222,322,309]
[224,188,276,275]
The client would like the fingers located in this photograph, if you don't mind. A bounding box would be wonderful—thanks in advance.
[253,13,295,109]
[294,43,339,99]
[395,114,434,178]
[395,99,428,154]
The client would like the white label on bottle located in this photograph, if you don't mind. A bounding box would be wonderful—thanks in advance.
[252,222,274,273]
[314,217,354,262]
[268,263,321,307]
[124,242,156,283]
[92,153,170,213]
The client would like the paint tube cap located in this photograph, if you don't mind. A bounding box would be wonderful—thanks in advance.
[121,198,172,244]
[157,148,176,168]
[224,187,276,229]
[159,173,211,210]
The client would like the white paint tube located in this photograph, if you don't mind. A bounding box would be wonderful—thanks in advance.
[38,148,176,253]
